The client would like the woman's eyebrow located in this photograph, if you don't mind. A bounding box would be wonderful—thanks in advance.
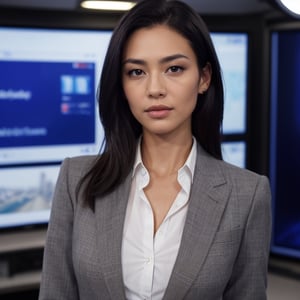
[122,58,146,66]
[122,54,189,66]
[159,54,189,64]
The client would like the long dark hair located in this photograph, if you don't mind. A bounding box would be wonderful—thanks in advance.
[80,0,224,208]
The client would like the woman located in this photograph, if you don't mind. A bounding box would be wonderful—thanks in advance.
[39,1,272,299]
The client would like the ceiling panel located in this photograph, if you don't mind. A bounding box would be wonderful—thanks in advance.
[0,0,78,10]
[0,0,275,14]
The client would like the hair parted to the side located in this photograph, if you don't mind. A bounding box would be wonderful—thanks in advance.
[79,0,224,209]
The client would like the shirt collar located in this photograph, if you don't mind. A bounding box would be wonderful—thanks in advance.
[178,136,197,183]
[132,137,144,178]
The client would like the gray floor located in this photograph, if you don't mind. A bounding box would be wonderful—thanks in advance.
[267,272,300,300]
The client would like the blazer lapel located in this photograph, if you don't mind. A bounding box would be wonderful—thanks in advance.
[163,147,231,300]
[94,175,131,300]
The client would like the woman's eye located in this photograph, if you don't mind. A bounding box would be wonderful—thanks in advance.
[167,66,184,73]
[128,69,144,77]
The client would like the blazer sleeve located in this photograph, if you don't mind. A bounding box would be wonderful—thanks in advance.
[223,175,272,300]
[39,158,79,300]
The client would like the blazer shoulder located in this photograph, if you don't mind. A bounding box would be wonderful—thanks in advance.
[57,155,99,199]
[216,159,271,200]
[219,159,268,182]
[196,143,269,184]
[63,155,98,174]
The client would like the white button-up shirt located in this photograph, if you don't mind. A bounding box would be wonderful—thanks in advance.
[122,138,197,300]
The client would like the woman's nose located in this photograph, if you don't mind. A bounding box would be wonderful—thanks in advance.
[147,73,166,99]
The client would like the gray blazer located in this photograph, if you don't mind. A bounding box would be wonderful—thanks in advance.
[39,145,272,300]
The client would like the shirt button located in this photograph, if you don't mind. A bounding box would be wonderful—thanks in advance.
[146,257,152,264]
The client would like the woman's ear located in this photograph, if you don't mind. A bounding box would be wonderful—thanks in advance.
[198,62,212,94]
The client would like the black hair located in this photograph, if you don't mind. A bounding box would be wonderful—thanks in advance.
[79,0,224,208]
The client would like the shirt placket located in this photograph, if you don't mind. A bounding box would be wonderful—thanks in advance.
[139,169,155,300]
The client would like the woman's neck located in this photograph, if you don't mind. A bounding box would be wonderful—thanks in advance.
[141,133,193,177]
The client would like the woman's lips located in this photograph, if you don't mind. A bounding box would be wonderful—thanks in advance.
[145,105,173,118]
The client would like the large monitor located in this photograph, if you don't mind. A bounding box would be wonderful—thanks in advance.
[0,27,248,230]
[212,32,248,170]
[211,33,248,135]
[0,27,112,165]
[0,27,112,230]
[269,28,300,260]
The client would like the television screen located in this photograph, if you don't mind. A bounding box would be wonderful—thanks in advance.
[269,29,300,259]
[222,141,246,169]
[211,33,248,135]
[0,164,60,228]
[0,27,112,229]
[0,27,112,165]
[0,29,248,166]
[0,28,248,230]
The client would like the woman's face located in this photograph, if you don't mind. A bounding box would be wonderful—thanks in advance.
[122,25,211,138]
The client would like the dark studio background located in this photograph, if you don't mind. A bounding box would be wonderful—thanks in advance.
[0,0,299,298]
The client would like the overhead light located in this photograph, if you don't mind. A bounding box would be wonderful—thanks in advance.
[275,0,300,17]
[80,1,136,11]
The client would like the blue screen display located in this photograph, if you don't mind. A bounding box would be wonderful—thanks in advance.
[0,61,95,147]
[0,27,112,165]
[270,30,300,259]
